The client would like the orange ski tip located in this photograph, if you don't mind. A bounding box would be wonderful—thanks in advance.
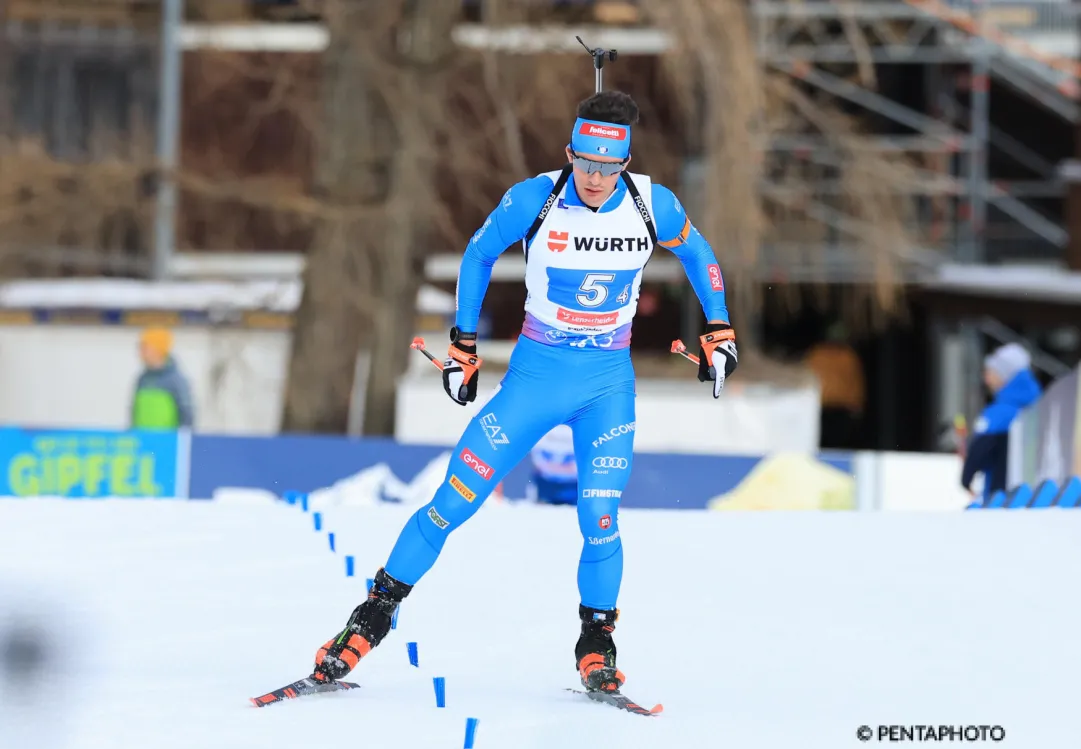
[650,703,664,715]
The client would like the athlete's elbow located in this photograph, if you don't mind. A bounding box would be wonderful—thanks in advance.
[464,242,498,269]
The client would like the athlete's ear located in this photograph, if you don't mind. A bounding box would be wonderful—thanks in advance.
[624,155,632,169]
[565,146,574,163]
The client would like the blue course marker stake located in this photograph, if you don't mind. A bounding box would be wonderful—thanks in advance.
[464,718,480,749]
[328,532,336,552]
[433,677,446,708]
[313,512,323,532]
[407,641,419,667]
[283,491,298,505]
[345,556,355,577]
[300,493,309,512]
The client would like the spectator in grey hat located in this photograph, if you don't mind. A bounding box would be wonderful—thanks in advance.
[961,342,1042,504]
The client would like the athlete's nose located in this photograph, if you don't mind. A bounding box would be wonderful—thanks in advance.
[588,170,604,186]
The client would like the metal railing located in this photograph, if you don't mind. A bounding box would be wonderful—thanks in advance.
[943,0,1081,35]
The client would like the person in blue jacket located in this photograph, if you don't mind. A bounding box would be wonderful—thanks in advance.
[526,424,580,505]
[307,90,738,695]
[962,343,1042,504]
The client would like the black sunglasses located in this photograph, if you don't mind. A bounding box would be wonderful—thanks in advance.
[569,149,628,177]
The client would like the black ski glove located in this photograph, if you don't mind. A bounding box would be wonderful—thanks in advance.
[697,322,738,398]
[442,329,482,406]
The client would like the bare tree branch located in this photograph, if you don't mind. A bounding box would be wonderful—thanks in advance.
[641,0,920,337]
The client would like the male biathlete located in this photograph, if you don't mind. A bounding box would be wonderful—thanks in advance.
[310,89,738,697]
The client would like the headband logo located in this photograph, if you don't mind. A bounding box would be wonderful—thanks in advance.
[578,123,627,140]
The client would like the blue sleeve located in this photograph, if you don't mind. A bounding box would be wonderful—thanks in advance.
[455,175,555,332]
[650,183,730,323]
[974,403,1015,436]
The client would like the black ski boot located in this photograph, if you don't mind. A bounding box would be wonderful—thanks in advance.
[313,568,412,682]
[574,605,625,692]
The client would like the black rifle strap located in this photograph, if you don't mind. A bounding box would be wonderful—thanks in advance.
[522,164,573,261]
[620,171,658,247]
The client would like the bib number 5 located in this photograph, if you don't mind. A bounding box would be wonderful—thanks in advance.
[576,273,616,308]
[546,267,638,312]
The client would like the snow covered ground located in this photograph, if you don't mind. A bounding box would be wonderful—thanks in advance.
[1,498,1079,749]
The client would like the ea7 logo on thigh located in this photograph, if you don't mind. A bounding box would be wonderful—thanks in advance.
[480,412,510,449]
[449,474,476,502]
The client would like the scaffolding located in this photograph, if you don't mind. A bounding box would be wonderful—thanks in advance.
[753,0,1081,276]
[752,0,1081,443]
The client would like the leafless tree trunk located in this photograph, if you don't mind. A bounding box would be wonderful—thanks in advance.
[281,0,460,435]
[1070,0,1081,271]
[280,2,383,433]
[361,1,461,435]
[0,0,10,139]
[480,0,530,181]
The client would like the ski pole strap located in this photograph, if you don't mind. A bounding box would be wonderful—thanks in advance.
[447,344,482,384]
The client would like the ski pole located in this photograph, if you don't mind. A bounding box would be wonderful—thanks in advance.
[421,334,699,368]
[410,336,444,371]
[670,339,700,366]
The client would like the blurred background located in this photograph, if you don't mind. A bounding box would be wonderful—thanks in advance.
[0,0,1079,512]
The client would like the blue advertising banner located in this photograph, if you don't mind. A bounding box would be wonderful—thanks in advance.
[189,434,447,500]
[0,424,855,508]
[189,433,854,510]
[0,427,183,498]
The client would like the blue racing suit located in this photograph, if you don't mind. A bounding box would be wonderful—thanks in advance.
[383,166,729,610]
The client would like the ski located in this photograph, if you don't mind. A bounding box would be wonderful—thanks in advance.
[250,676,360,707]
[566,688,663,716]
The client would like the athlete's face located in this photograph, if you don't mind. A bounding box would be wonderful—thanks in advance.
[566,147,629,208]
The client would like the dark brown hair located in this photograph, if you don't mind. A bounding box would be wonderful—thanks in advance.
[576,91,640,126]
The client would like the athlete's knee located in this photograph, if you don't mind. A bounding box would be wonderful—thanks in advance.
[576,492,622,550]
[418,470,489,543]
